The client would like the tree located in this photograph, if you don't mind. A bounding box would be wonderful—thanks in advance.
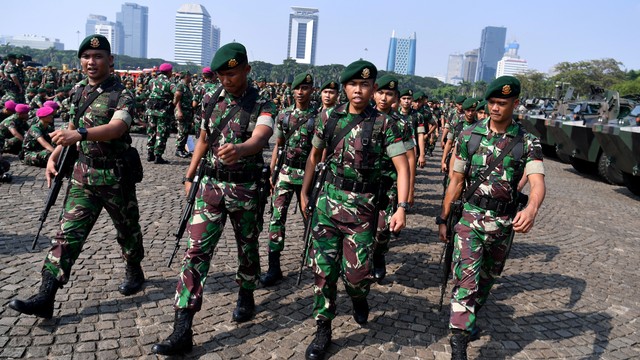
[458,81,472,96]
[551,58,626,99]
[514,71,553,98]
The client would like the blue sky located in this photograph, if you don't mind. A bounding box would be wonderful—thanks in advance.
[1,0,639,77]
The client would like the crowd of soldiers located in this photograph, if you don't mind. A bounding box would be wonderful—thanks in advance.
[3,36,546,360]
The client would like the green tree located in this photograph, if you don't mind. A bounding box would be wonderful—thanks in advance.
[551,58,626,99]
[514,71,553,98]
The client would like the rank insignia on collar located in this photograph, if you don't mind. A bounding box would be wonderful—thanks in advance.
[90,37,100,48]
[228,59,238,68]
[361,68,370,79]
[502,85,511,95]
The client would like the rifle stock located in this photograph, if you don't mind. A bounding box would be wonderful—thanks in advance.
[32,145,78,250]
[168,158,205,267]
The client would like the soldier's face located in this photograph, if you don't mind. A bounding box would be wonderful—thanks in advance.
[464,108,477,122]
[217,64,250,97]
[80,50,113,85]
[294,84,313,106]
[477,109,486,118]
[374,89,397,112]
[487,97,518,123]
[400,96,412,110]
[344,79,375,110]
[321,89,338,107]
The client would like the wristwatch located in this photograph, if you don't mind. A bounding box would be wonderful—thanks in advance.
[435,216,447,225]
[397,202,410,210]
[182,176,193,184]
[77,127,88,141]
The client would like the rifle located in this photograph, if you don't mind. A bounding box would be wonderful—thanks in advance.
[167,158,205,267]
[32,145,78,250]
[296,161,328,286]
[271,145,286,187]
[438,199,462,311]
[257,164,271,228]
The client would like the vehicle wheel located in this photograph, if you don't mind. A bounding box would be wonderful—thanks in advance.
[570,157,597,175]
[541,144,556,158]
[597,153,625,185]
[556,150,572,164]
[623,172,640,196]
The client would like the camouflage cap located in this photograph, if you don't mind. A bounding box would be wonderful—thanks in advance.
[77,35,111,58]
[413,90,425,101]
[375,74,399,92]
[291,73,313,90]
[399,89,413,98]
[454,95,467,104]
[320,79,339,92]
[462,98,478,110]
[484,75,521,100]
[339,60,377,84]
[210,42,248,72]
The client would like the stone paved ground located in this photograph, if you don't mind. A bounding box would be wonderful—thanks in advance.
[1,132,639,359]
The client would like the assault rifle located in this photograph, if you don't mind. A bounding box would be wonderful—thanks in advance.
[257,164,271,227]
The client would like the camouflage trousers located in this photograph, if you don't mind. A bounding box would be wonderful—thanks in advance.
[1,137,22,155]
[173,177,262,312]
[374,187,396,257]
[22,150,50,167]
[267,178,302,253]
[449,205,513,332]
[1,91,24,103]
[43,180,144,284]
[310,183,376,321]
[174,111,194,150]
[146,115,170,156]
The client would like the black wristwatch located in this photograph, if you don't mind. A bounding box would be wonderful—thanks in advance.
[77,127,88,141]
[435,216,447,225]
[182,176,193,184]
[397,202,410,210]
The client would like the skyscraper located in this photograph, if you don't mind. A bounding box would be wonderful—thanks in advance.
[211,25,221,59]
[117,3,148,58]
[496,41,528,77]
[476,26,507,83]
[462,49,479,83]
[446,53,464,85]
[287,7,319,65]
[386,31,416,76]
[86,15,123,55]
[174,4,212,66]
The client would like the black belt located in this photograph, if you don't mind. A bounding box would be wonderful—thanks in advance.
[468,195,516,215]
[78,153,117,169]
[284,158,307,169]
[326,172,377,193]
[203,165,260,183]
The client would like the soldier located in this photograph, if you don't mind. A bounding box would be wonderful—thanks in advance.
[0,103,29,154]
[173,71,194,158]
[8,34,145,319]
[21,106,55,167]
[145,62,174,164]
[261,72,318,287]
[151,42,276,356]
[319,79,340,111]
[475,100,487,120]
[437,76,546,360]
[411,91,428,167]
[2,54,24,103]
[441,95,466,148]
[300,60,409,360]
[441,98,479,174]
[0,100,16,121]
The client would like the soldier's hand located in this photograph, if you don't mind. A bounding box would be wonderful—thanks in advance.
[512,208,536,233]
[45,159,57,188]
[438,224,448,243]
[184,181,192,196]
[300,193,308,219]
[441,161,448,173]
[390,208,406,233]
[217,143,240,165]
[50,129,81,147]
[418,155,426,168]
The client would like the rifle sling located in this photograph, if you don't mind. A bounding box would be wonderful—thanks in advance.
[204,87,258,150]
[325,107,374,160]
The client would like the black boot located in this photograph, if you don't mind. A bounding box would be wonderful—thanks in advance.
[118,263,145,296]
[175,150,189,158]
[232,287,255,323]
[8,271,61,319]
[352,297,369,325]
[450,329,470,360]
[260,252,283,287]
[146,152,155,162]
[154,155,169,164]
[151,309,194,355]
[305,319,332,360]
[372,253,386,283]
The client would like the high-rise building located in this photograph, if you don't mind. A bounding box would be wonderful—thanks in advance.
[0,35,64,50]
[85,14,124,55]
[476,26,507,83]
[174,4,212,66]
[287,7,318,65]
[496,41,528,77]
[386,31,416,75]
[446,53,464,85]
[86,15,107,38]
[117,3,148,58]
[211,25,221,59]
[462,49,479,83]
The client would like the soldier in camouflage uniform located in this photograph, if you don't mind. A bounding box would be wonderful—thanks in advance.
[437,76,546,360]
[0,103,29,154]
[319,79,340,112]
[173,71,194,158]
[410,91,428,167]
[300,61,410,360]
[145,62,174,164]
[21,106,55,167]
[441,98,479,175]
[0,100,16,121]
[8,35,145,320]
[441,95,466,149]
[260,72,317,287]
[152,43,276,356]
[2,54,24,103]
[191,67,218,140]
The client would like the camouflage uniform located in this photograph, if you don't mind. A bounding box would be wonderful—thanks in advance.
[145,73,173,157]
[192,80,218,133]
[449,118,544,333]
[268,105,317,253]
[2,61,24,103]
[173,86,276,311]
[43,75,144,285]
[173,81,194,151]
[21,120,52,167]
[309,103,405,321]
[0,114,26,154]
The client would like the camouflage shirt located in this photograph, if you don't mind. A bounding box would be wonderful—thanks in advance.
[274,104,318,184]
[145,73,173,117]
[0,114,25,140]
[173,82,193,115]
[22,120,51,153]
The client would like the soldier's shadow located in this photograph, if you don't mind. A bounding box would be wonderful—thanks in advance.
[504,242,560,263]
[0,232,49,255]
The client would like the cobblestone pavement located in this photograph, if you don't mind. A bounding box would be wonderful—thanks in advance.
[1,132,639,360]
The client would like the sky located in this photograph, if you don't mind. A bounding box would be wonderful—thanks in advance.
[1,0,639,78]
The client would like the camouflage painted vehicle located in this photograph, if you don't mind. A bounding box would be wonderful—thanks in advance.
[592,104,640,195]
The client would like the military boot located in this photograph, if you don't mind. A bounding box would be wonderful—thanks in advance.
[231,287,255,323]
[118,263,145,296]
[154,155,169,164]
[175,150,189,158]
[146,151,155,162]
[259,252,283,287]
[305,319,332,360]
[372,253,386,283]
[8,271,60,319]
[151,309,194,355]
[351,296,369,325]
[450,329,470,360]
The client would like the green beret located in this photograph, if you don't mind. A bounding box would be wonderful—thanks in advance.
[462,98,478,110]
[476,100,488,111]
[484,75,521,100]
[375,74,399,92]
[26,87,37,93]
[412,90,425,101]
[455,95,467,104]
[29,77,40,82]
[320,79,339,92]
[56,87,65,93]
[257,77,266,82]
[45,83,54,89]
[7,53,17,59]
[37,87,47,93]
[210,42,248,72]
[179,70,191,78]
[339,60,377,84]
[77,35,111,58]
[399,89,413,98]
[292,73,313,90]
